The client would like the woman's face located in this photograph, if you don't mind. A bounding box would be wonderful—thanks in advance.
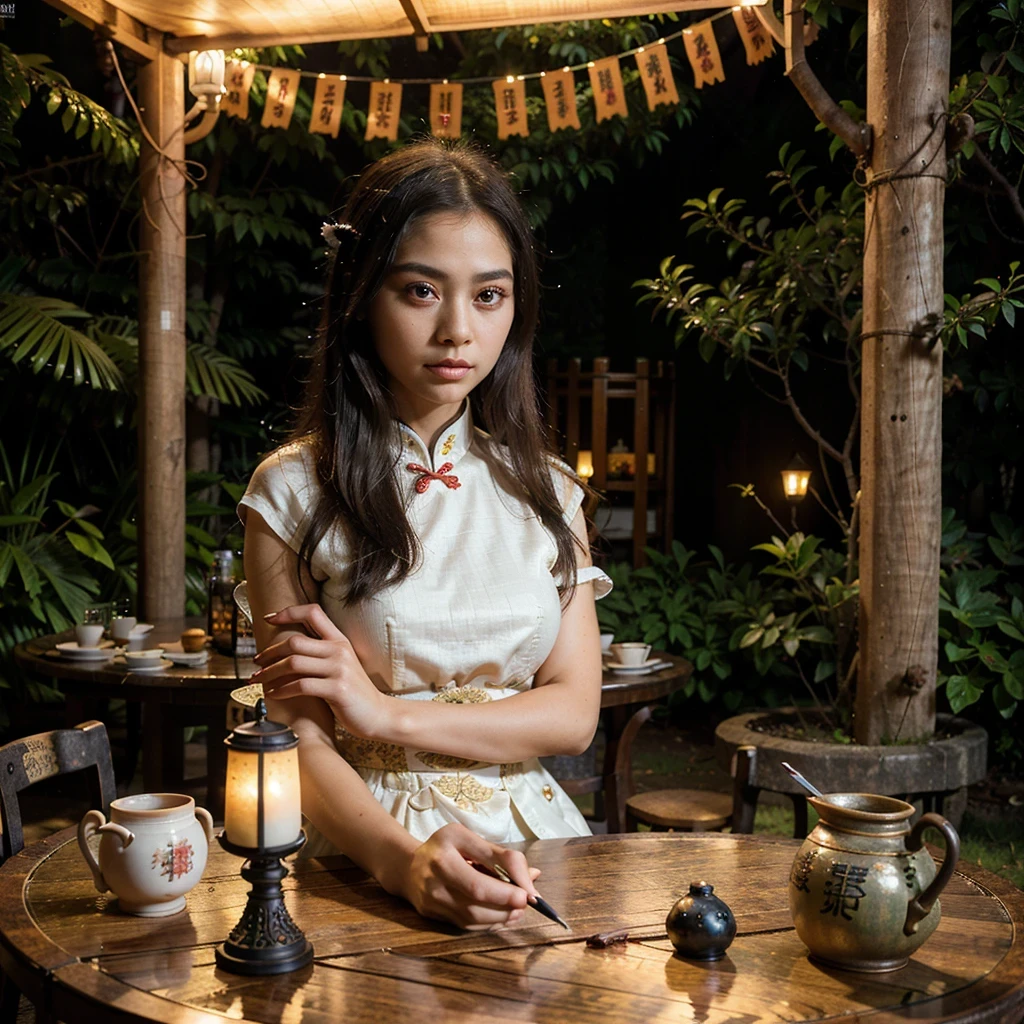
[367,209,515,423]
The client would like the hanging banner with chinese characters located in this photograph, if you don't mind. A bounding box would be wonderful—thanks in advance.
[223,61,256,119]
[430,82,463,137]
[540,69,580,132]
[261,69,300,130]
[682,20,725,89]
[366,81,402,141]
[587,56,628,122]
[635,44,680,110]
[309,75,347,138]
[732,7,776,65]
[492,78,528,140]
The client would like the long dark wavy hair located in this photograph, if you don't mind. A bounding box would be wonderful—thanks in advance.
[291,138,586,604]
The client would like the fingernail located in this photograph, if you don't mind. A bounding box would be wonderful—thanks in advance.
[263,611,278,620]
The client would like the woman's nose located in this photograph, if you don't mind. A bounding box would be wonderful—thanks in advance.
[435,297,473,346]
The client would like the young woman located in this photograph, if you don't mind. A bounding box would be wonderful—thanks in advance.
[238,139,612,931]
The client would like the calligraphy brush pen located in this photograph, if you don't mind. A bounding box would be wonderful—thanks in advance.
[475,862,570,930]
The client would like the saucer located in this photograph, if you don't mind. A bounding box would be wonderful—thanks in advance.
[608,658,671,675]
[159,642,210,666]
[55,641,116,661]
[116,656,171,673]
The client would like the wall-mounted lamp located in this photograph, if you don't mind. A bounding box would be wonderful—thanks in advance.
[184,49,226,145]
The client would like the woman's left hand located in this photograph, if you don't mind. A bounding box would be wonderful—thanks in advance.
[252,604,390,740]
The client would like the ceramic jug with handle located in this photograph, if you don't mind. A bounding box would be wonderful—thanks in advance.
[78,793,215,917]
[788,793,960,972]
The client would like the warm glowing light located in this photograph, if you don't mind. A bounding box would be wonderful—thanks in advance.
[507,74,515,83]
[188,49,226,104]
[318,72,325,79]
[223,744,301,849]
[576,450,594,480]
[781,454,812,502]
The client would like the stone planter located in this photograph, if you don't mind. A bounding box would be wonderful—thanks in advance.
[715,709,987,834]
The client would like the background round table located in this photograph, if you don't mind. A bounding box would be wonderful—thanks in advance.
[14,628,691,829]
[1,829,1021,1023]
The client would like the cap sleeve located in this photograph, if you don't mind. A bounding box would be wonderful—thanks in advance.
[237,441,316,555]
[548,459,613,601]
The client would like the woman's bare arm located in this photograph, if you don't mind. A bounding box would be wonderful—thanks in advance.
[243,509,540,927]
[256,503,603,763]
[243,511,419,893]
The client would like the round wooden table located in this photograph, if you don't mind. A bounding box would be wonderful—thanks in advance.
[13,629,691,830]
[13,620,253,822]
[2,830,1021,1023]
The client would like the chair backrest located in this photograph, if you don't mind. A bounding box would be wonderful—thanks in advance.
[0,720,116,861]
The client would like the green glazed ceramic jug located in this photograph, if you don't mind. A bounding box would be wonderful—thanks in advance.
[788,793,960,972]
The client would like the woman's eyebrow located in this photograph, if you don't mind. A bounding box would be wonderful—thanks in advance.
[390,261,513,284]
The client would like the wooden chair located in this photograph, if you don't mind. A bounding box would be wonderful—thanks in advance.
[0,719,116,1022]
[620,707,755,833]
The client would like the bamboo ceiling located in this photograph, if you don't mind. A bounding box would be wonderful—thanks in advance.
[48,0,749,56]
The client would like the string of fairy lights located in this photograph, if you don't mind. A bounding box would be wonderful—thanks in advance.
[210,3,776,141]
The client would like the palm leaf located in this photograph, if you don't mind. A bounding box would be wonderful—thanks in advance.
[0,293,124,390]
[186,343,267,406]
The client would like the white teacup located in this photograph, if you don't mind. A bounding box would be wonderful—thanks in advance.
[110,616,137,642]
[600,632,615,653]
[78,793,214,916]
[75,623,104,648]
[610,642,652,666]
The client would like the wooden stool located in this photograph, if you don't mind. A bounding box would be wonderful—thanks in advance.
[617,707,756,834]
[625,788,733,832]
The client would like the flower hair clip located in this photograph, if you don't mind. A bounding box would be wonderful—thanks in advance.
[321,221,360,250]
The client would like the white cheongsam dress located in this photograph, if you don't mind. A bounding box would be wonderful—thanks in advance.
[238,401,613,853]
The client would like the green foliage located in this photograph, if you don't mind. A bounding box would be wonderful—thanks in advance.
[596,539,847,714]
[938,510,1024,720]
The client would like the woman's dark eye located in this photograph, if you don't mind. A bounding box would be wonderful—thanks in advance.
[411,284,434,300]
[479,289,503,304]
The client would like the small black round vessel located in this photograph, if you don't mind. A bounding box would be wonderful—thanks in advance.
[666,880,737,961]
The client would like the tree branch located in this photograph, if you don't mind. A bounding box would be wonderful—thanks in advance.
[971,145,1024,232]
[780,366,844,464]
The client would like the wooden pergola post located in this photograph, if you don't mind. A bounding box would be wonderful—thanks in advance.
[136,40,187,621]
[854,0,950,744]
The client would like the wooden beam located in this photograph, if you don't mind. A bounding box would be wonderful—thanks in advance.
[165,26,415,54]
[398,0,433,50]
[136,38,187,621]
[43,0,158,61]
[854,0,950,744]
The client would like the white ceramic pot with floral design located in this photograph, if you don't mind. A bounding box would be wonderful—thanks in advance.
[78,793,214,917]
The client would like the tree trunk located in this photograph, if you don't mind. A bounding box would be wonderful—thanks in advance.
[137,42,186,621]
[855,0,950,744]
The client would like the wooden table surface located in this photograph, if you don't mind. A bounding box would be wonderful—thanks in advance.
[2,829,1021,1023]
[14,630,691,831]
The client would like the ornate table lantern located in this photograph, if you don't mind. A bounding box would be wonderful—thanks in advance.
[216,698,313,975]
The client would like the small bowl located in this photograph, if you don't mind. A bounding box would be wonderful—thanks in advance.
[180,629,208,653]
[124,649,166,670]
[600,632,615,653]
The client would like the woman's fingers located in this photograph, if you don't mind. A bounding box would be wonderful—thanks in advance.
[253,654,330,688]
[492,848,540,899]
[254,632,326,666]
[264,603,345,642]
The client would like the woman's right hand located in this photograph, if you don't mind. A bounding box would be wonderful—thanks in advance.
[389,823,542,930]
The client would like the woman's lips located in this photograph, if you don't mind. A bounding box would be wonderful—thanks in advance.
[426,365,472,380]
